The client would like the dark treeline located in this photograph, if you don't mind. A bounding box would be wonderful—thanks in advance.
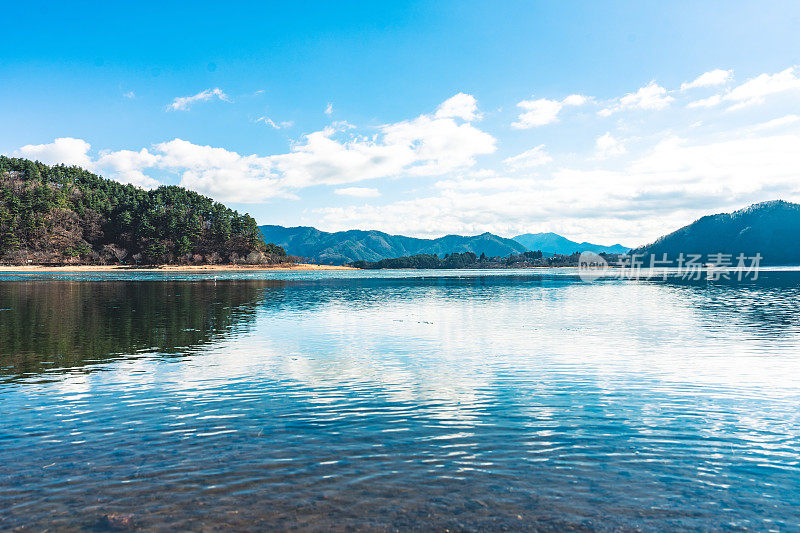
[350,251,624,269]
[351,250,543,269]
[0,156,288,265]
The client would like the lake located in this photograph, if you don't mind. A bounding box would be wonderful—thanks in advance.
[1,269,799,531]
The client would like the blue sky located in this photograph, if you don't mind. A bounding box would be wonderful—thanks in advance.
[2,1,800,246]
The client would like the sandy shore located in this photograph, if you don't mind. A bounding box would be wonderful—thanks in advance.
[0,263,355,273]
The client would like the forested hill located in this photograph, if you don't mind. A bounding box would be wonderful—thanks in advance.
[259,224,528,264]
[631,200,800,265]
[0,156,285,265]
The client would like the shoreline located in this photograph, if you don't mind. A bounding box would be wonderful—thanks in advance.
[0,263,355,273]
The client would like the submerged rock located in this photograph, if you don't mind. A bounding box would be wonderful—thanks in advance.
[98,513,136,530]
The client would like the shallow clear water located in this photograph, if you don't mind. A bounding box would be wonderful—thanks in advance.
[1,270,799,531]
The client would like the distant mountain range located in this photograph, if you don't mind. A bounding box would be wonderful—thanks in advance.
[632,200,800,265]
[261,200,800,266]
[512,232,629,255]
[259,225,627,264]
[259,225,530,264]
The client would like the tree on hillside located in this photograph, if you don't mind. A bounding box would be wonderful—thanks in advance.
[0,156,288,265]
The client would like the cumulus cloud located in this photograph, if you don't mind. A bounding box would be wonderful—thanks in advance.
[562,94,588,106]
[13,93,495,202]
[267,113,495,190]
[334,187,381,197]
[167,88,229,111]
[95,149,160,188]
[153,138,281,202]
[681,69,733,90]
[512,94,587,128]
[15,137,94,168]
[595,132,626,158]
[435,92,481,121]
[502,145,552,170]
[160,93,495,200]
[14,138,161,188]
[379,113,496,174]
[599,81,674,116]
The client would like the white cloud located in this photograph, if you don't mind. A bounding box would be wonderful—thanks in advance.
[751,114,800,131]
[334,187,381,197]
[154,138,247,170]
[255,116,294,129]
[502,145,552,170]
[95,149,160,188]
[434,175,538,192]
[154,138,282,202]
[157,96,496,200]
[724,66,800,110]
[315,130,800,245]
[681,69,733,90]
[595,132,626,158]
[15,137,94,168]
[687,94,722,108]
[380,112,496,175]
[325,103,334,115]
[19,70,800,245]
[688,67,800,111]
[167,88,229,111]
[14,138,161,189]
[12,94,495,203]
[435,92,480,121]
[562,94,588,106]
[512,94,587,128]
[270,109,496,189]
[512,98,561,128]
[123,90,136,99]
[599,81,674,116]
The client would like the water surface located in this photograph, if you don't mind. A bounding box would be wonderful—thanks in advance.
[1,270,799,531]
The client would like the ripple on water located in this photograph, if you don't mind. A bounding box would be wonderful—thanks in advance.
[1,272,800,530]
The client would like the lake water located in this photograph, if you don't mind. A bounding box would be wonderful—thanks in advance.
[1,269,799,531]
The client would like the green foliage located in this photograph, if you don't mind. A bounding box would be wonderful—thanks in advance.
[264,242,287,257]
[64,242,91,258]
[0,156,285,264]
